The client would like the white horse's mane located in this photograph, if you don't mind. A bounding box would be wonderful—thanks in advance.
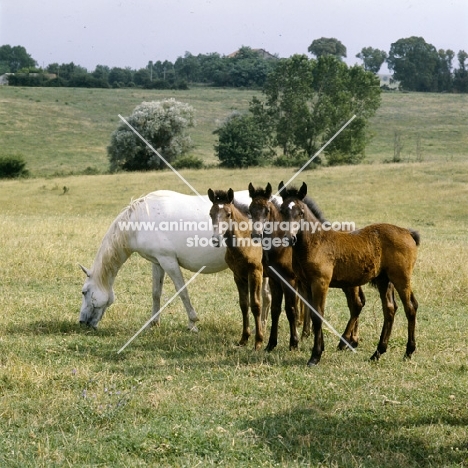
[92,196,149,288]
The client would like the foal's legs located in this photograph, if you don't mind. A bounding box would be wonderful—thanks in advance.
[249,267,264,350]
[233,274,251,347]
[307,281,328,366]
[396,285,418,359]
[265,276,283,352]
[338,286,366,350]
[298,282,311,338]
[371,281,397,361]
[261,277,271,329]
[283,284,300,350]
[265,276,300,352]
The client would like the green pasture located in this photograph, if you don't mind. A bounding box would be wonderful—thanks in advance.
[1,158,468,466]
[0,86,467,176]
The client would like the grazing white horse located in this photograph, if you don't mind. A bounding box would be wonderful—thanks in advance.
[79,190,270,331]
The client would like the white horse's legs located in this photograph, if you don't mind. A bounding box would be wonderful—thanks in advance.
[150,263,165,326]
[156,256,200,332]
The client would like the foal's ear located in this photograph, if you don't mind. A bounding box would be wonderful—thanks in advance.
[248,182,255,198]
[278,181,285,196]
[207,188,215,203]
[265,182,272,198]
[227,188,234,204]
[298,182,308,200]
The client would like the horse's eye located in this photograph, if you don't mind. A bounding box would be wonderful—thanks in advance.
[82,290,87,296]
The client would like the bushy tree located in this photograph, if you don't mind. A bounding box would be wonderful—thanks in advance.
[214,112,270,168]
[308,38,347,60]
[250,54,381,165]
[108,99,195,172]
[356,47,388,73]
[0,45,36,72]
[387,37,440,91]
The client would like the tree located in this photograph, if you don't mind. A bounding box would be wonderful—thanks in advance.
[92,64,110,81]
[198,52,224,83]
[454,50,468,93]
[308,38,347,60]
[108,67,133,87]
[437,49,455,92]
[0,45,36,72]
[108,99,195,172]
[387,37,440,91]
[356,47,388,73]
[133,68,151,87]
[250,54,381,165]
[214,112,270,168]
[174,52,202,82]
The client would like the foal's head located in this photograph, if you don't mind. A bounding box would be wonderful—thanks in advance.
[248,182,274,239]
[208,188,235,247]
[278,181,309,246]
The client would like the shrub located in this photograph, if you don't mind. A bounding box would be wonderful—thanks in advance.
[171,155,204,169]
[108,99,196,172]
[214,112,270,168]
[274,154,321,169]
[0,156,29,178]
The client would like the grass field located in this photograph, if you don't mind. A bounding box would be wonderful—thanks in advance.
[1,159,468,466]
[0,87,468,466]
[0,86,467,176]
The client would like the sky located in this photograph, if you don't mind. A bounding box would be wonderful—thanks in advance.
[1,0,467,73]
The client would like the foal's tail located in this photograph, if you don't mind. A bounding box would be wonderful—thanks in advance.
[409,229,421,246]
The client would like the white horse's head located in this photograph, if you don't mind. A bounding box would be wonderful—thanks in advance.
[79,264,114,328]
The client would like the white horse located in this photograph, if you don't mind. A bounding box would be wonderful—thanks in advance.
[79,190,270,331]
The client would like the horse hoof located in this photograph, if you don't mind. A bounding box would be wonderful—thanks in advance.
[307,358,320,367]
[370,351,380,361]
[188,324,199,333]
[265,342,277,352]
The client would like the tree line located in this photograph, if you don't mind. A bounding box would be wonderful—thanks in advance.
[1,37,467,92]
[108,54,381,172]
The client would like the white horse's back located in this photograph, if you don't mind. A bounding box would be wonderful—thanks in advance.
[124,190,250,274]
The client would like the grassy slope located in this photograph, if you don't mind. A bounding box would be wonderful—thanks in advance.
[0,86,467,176]
[0,159,468,466]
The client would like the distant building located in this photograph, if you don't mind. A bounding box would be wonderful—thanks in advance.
[0,73,13,85]
[228,48,278,60]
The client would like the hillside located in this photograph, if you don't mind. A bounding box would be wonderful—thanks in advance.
[0,86,467,176]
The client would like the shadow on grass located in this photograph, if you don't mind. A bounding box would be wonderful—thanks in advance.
[6,319,124,337]
[243,406,468,467]
[4,315,364,370]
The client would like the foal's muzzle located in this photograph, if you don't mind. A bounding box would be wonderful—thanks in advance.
[211,234,223,248]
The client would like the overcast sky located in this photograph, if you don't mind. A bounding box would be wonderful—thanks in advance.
[1,0,467,73]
